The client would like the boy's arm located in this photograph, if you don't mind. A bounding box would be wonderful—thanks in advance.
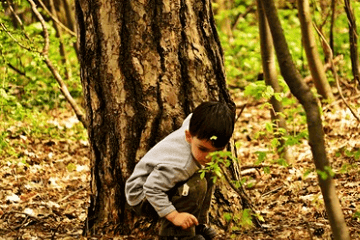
[143,165,199,229]
[143,165,188,216]
[165,210,199,230]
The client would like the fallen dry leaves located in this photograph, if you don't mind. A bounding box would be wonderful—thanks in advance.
[0,94,359,239]
[0,110,90,239]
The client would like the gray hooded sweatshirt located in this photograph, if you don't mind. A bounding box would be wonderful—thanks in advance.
[125,114,201,218]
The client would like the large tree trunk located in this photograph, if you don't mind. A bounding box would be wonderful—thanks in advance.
[75,0,234,237]
[260,0,350,239]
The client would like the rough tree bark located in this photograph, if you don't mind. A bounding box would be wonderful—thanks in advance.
[297,0,334,100]
[256,0,293,164]
[75,0,234,237]
[260,0,350,239]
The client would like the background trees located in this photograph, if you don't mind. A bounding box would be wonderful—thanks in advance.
[1,0,360,239]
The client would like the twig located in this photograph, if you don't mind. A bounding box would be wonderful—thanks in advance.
[220,164,262,228]
[58,187,85,203]
[0,23,35,52]
[3,211,40,230]
[235,103,247,123]
[322,93,360,112]
[231,4,256,30]
[313,23,360,123]
[28,0,49,54]
[8,4,31,40]
[37,0,76,37]
[303,216,314,240]
[52,222,62,240]
[7,63,26,77]
[261,186,283,198]
[27,0,88,128]
[344,0,360,86]
[49,0,73,80]
[240,164,271,170]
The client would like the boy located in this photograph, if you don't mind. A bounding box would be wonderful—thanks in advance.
[125,101,235,240]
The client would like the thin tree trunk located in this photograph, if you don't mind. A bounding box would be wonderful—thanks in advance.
[75,0,234,236]
[213,0,232,38]
[256,0,293,163]
[330,0,336,54]
[61,0,76,31]
[260,0,350,239]
[49,0,72,80]
[297,0,334,100]
[344,0,360,87]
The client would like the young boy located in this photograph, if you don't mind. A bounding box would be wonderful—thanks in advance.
[125,101,235,240]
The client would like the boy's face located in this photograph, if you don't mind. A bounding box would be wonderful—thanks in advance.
[185,130,224,166]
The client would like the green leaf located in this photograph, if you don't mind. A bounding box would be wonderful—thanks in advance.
[317,169,328,180]
[224,213,232,222]
[255,151,267,164]
[67,163,77,172]
[210,135,217,140]
[200,170,206,179]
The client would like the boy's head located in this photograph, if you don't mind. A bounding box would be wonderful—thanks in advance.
[185,101,235,165]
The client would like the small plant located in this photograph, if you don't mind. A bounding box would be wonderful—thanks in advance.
[339,163,358,174]
[200,150,233,183]
[224,209,256,234]
[200,149,264,233]
[353,210,360,221]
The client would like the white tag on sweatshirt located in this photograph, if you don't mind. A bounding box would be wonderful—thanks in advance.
[182,183,189,196]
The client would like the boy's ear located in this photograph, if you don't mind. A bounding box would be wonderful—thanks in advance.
[185,130,192,144]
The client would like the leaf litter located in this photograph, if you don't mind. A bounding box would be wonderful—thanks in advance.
[0,95,359,239]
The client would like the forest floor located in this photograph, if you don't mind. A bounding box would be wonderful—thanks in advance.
[0,90,360,240]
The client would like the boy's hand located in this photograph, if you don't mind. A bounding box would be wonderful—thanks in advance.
[165,210,199,229]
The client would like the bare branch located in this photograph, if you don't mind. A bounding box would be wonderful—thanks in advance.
[28,0,49,54]
[313,23,360,123]
[8,4,31,40]
[0,23,34,52]
[7,63,26,77]
[27,0,88,128]
[37,0,77,37]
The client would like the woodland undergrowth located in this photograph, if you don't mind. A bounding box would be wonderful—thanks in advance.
[0,87,359,239]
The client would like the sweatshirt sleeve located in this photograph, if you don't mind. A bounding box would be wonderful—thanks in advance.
[143,164,190,217]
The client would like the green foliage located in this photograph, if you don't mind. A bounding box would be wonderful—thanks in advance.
[340,163,358,175]
[244,81,275,100]
[0,1,81,120]
[224,209,256,233]
[317,166,336,180]
[200,150,233,182]
[0,130,9,151]
[217,1,360,88]
[353,211,360,220]
[335,147,360,161]
[0,2,85,163]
